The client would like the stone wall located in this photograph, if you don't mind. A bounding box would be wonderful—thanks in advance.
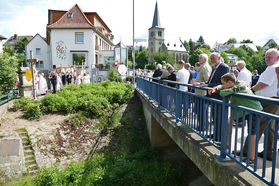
[0,131,26,179]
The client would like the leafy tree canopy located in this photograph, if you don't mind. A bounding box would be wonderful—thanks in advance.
[226,38,237,44]
[14,37,29,54]
[220,51,229,63]
[151,51,175,66]
[240,39,253,43]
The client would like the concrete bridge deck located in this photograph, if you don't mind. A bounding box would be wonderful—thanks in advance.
[136,88,279,186]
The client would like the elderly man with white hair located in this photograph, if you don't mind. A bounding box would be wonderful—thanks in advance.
[152,63,163,82]
[200,52,230,141]
[194,53,212,96]
[236,60,252,87]
[248,48,279,161]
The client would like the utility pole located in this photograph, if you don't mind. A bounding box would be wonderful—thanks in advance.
[26,50,38,99]
[133,0,136,84]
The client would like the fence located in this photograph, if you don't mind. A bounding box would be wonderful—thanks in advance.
[0,90,19,106]
[136,76,279,185]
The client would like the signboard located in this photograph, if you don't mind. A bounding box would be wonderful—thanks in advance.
[118,64,127,75]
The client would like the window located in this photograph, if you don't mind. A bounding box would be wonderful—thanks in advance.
[73,53,86,65]
[67,12,73,18]
[36,60,44,68]
[36,48,41,55]
[75,32,84,44]
[158,31,162,37]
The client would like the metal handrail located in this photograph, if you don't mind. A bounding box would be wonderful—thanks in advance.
[0,90,19,106]
[136,76,279,186]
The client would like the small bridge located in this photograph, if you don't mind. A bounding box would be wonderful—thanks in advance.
[135,76,279,186]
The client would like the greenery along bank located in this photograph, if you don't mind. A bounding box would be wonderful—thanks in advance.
[10,82,199,186]
[12,81,133,126]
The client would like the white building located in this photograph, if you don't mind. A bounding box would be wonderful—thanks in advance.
[0,35,7,53]
[26,34,51,71]
[26,4,114,76]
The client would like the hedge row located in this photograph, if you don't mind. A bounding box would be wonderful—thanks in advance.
[12,81,133,121]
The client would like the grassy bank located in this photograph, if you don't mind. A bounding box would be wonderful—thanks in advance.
[9,82,202,186]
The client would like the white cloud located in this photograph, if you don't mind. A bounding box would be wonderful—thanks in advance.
[1,0,279,47]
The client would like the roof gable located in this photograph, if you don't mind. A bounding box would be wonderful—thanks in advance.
[48,4,93,28]
[263,39,277,48]
[26,33,47,46]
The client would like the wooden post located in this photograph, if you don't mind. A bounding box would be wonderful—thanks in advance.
[26,50,38,99]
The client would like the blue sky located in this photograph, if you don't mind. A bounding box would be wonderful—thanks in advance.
[1,0,279,47]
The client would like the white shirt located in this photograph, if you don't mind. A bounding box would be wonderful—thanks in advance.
[176,68,190,91]
[255,62,279,97]
[237,67,252,87]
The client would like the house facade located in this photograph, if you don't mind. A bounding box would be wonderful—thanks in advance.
[26,4,114,76]
[4,34,33,51]
[0,35,7,53]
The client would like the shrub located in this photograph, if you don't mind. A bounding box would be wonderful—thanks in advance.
[108,68,122,82]
[83,96,110,118]
[65,112,86,127]
[125,76,133,82]
[24,100,41,120]
[12,97,31,111]
[41,94,68,114]
[97,104,120,130]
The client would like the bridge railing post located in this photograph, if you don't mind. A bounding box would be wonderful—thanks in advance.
[216,96,230,161]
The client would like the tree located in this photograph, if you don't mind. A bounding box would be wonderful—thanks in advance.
[189,49,202,66]
[268,42,278,49]
[14,37,29,54]
[183,40,190,52]
[226,38,237,44]
[189,39,195,55]
[135,49,148,69]
[3,46,14,56]
[240,39,253,43]
[197,36,205,45]
[0,53,20,95]
[220,51,229,63]
[151,51,175,66]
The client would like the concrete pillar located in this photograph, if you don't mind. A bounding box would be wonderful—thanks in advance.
[150,116,175,147]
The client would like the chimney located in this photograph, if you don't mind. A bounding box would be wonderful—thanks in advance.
[14,34,18,39]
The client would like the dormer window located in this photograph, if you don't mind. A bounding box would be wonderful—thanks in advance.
[167,43,169,46]
[67,12,73,18]
[174,44,176,47]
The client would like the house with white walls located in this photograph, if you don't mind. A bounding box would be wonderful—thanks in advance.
[26,4,114,76]
[0,35,7,53]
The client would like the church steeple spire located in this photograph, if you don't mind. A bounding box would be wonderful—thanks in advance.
[151,2,161,28]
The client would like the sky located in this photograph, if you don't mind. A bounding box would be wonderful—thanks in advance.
[1,0,279,47]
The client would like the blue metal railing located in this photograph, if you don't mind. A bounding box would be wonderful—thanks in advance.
[136,76,279,186]
[0,90,19,106]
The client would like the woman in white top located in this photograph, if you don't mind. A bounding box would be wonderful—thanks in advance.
[56,73,63,91]
[77,74,81,85]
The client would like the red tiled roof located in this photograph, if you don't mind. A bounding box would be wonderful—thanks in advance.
[48,4,93,28]
[0,35,7,40]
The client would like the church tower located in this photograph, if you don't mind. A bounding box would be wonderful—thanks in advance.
[148,2,164,64]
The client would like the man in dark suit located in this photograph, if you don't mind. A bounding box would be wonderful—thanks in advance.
[200,52,230,142]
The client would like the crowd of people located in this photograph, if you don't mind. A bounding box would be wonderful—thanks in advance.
[138,48,279,163]
[34,71,91,96]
